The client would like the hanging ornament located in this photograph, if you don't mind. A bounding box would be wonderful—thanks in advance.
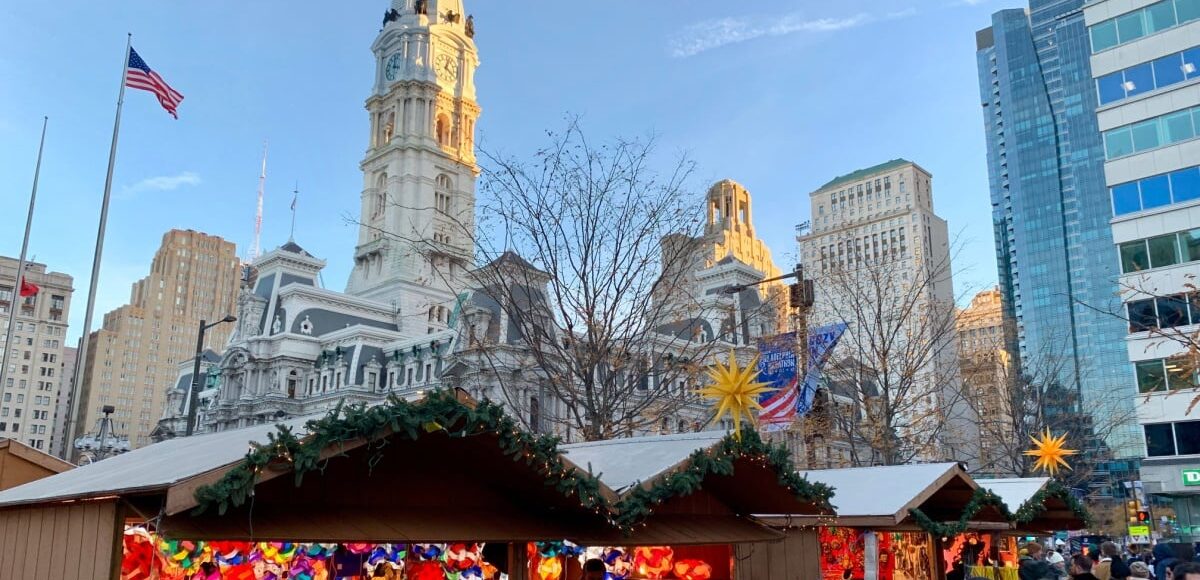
[409,560,445,580]
[1023,429,1077,475]
[121,528,158,580]
[633,546,674,579]
[699,350,773,439]
[536,556,564,580]
[601,547,633,579]
[673,559,714,580]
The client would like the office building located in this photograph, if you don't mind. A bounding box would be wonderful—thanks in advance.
[0,257,73,453]
[74,230,240,450]
[798,159,970,465]
[976,2,1137,459]
[1085,0,1200,540]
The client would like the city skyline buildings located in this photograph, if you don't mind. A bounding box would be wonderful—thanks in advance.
[975,0,1138,457]
[0,1,1009,347]
[0,257,73,454]
[73,229,240,451]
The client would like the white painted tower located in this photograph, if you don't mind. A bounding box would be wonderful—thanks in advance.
[346,0,480,338]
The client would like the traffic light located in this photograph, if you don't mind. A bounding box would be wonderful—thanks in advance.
[1136,510,1151,523]
[789,280,815,309]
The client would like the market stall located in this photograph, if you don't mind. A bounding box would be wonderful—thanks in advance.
[749,462,1009,580]
[954,477,1090,579]
[0,391,833,580]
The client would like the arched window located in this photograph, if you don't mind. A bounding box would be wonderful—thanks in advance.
[435,113,451,146]
[436,174,452,191]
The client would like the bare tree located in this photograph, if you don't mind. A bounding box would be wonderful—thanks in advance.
[810,237,967,466]
[365,119,783,441]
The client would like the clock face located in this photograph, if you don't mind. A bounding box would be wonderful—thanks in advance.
[435,53,459,83]
[384,53,403,82]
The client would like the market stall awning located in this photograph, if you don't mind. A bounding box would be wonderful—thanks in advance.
[562,430,833,545]
[759,463,1007,529]
[976,477,1089,532]
[0,419,309,507]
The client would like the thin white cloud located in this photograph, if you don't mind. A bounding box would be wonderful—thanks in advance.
[670,9,914,58]
[123,171,201,195]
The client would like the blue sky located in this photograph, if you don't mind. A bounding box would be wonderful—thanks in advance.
[1,0,1010,343]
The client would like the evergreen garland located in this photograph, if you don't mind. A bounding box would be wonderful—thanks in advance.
[908,487,1011,538]
[908,480,1093,538]
[1007,479,1093,528]
[192,391,611,518]
[613,429,835,529]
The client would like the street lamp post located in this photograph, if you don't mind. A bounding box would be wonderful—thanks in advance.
[185,315,236,436]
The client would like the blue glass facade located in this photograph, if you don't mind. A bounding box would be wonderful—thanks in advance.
[977,1,1139,457]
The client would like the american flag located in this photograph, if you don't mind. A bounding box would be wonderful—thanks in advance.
[125,47,184,119]
[758,378,799,428]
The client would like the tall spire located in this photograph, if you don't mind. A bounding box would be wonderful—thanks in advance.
[250,140,268,262]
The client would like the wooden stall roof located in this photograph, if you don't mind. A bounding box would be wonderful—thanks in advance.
[976,477,1088,532]
[0,419,309,508]
[758,462,1006,528]
[0,438,74,491]
[561,431,831,517]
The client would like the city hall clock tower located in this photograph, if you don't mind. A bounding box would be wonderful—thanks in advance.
[347,0,480,337]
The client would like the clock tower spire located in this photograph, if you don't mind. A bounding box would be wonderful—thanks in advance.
[347,0,480,337]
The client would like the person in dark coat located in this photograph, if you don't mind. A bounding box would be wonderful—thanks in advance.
[1072,554,1103,580]
[1021,543,1056,580]
[1155,544,1182,580]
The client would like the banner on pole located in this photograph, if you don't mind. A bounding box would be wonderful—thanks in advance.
[756,322,847,430]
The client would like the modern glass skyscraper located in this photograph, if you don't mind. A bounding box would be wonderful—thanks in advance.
[976,1,1139,457]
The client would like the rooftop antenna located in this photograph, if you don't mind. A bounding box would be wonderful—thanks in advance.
[250,140,268,262]
[289,181,298,242]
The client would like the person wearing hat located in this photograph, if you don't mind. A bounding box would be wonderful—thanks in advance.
[1128,561,1150,578]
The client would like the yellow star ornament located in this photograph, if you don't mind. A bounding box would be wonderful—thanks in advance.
[1024,429,1078,476]
[698,351,774,440]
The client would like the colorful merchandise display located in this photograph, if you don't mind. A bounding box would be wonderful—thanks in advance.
[123,528,731,580]
[818,528,936,580]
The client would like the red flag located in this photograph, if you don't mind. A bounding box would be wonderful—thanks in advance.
[18,278,38,297]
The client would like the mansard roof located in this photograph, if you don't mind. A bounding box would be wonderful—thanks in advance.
[279,240,313,257]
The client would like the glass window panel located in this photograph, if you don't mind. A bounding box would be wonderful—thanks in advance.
[1091,20,1120,52]
[1184,47,1200,79]
[1105,127,1135,158]
[1182,229,1200,261]
[1149,234,1181,268]
[1158,295,1190,327]
[1142,174,1173,208]
[1154,53,1186,87]
[1176,421,1200,455]
[1120,240,1150,273]
[1132,119,1163,152]
[1194,108,1200,138]
[1117,11,1147,42]
[1172,167,1200,202]
[1178,0,1200,22]
[1166,357,1195,390]
[1145,423,1176,456]
[1112,182,1143,214]
[1129,299,1159,332]
[1148,0,1180,30]
[1165,110,1196,143]
[1098,72,1128,104]
[1125,63,1155,97]
[1136,360,1167,393]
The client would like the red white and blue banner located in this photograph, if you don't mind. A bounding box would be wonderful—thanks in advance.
[756,323,847,431]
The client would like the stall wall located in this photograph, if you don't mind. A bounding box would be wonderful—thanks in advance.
[734,528,820,579]
[0,499,122,580]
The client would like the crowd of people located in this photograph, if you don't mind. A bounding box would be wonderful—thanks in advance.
[1008,541,1200,580]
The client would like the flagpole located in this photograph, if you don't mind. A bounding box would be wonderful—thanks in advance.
[63,34,131,459]
[290,182,298,242]
[0,117,49,401]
